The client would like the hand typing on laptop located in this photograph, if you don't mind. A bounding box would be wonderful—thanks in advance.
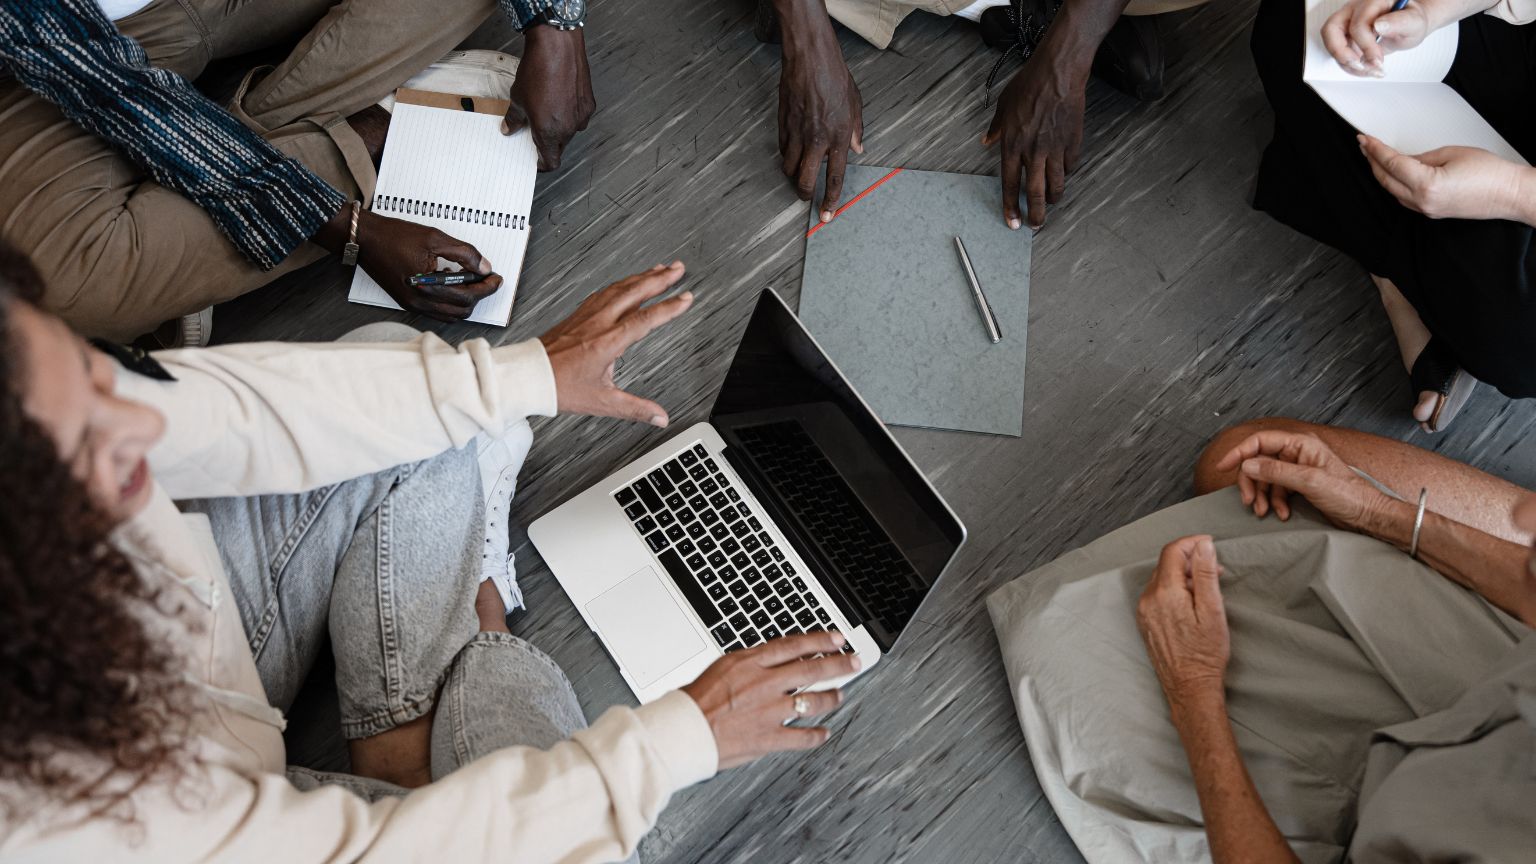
[683,631,860,769]
[539,261,694,428]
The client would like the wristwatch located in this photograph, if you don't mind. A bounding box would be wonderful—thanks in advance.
[534,0,586,30]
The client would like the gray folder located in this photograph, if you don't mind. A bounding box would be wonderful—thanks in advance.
[800,165,1031,437]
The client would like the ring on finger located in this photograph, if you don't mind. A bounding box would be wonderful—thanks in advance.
[793,694,811,718]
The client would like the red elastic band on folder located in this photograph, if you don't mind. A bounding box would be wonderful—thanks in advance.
[805,167,905,239]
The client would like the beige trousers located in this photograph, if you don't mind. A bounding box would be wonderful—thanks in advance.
[825,0,1214,49]
[0,0,494,341]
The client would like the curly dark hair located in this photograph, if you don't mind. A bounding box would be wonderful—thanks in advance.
[0,243,193,825]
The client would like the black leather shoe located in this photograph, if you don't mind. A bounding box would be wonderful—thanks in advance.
[978,1,1059,55]
[755,0,781,43]
[978,0,1061,100]
[1093,14,1165,101]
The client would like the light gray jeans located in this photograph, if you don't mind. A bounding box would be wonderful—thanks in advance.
[178,444,585,800]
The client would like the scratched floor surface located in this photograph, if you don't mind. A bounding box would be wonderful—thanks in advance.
[211,1,1536,861]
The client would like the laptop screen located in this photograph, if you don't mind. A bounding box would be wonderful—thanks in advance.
[709,290,965,652]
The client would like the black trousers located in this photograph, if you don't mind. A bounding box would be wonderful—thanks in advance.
[1251,0,1536,398]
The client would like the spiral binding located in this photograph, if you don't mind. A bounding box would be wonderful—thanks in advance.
[372,195,527,230]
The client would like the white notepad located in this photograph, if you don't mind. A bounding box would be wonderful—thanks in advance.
[1303,0,1526,164]
[348,89,538,326]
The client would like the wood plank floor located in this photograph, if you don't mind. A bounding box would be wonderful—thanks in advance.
[213,1,1536,860]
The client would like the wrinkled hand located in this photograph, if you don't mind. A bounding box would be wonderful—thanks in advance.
[777,1,864,221]
[1359,135,1531,222]
[538,262,692,425]
[503,25,595,171]
[1137,536,1230,706]
[983,51,1087,231]
[1212,429,1392,530]
[682,631,859,770]
[1322,0,1440,75]
[356,212,500,321]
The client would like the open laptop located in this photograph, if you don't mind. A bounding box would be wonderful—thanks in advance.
[528,289,966,703]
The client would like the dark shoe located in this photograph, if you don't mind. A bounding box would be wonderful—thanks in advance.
[978,0,1062,101]
[755,0,781,43]
[1093,14,1165,101]
[1408,337,1477,433]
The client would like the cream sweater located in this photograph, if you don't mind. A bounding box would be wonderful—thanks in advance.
[0,334,718,863]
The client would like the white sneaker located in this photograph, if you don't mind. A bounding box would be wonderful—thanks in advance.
[378,49,520,114]
[152,306,213,348]
[477,421,533,615]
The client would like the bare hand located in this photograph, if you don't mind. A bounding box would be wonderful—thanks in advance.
[682,631,859,770]
[503,25,595,171]
[982,49,1088,230]
[1137,536,1230,706]
[1359,135,1531,221]
[776,0,864,221]
[1212,428,1392,530]
[356,212,501,321]
[1322,0,1438,75]
[538,262,692,426]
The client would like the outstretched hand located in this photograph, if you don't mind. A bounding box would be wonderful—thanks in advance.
[682,631,859,770]
[1212,429,1392,531]
[539,262,693,426]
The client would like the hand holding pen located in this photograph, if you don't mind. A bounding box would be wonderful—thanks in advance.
[1321,0,1432,77]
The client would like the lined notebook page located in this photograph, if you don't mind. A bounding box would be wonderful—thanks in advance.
[1301,0,1526,164]
[348,102,538,326]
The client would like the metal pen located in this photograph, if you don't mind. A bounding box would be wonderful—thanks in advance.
[953,236,1003,344]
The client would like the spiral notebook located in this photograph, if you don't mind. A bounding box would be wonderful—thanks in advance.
[347,89,538,326]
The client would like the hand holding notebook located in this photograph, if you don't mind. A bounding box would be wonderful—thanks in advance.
[349,89,539,326]
[1303,0,1527,164]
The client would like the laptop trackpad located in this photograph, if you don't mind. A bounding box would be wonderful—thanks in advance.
[587,566,705,688]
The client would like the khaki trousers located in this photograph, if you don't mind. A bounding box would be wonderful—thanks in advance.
[826,0,1214,49]
[0,0,495,341]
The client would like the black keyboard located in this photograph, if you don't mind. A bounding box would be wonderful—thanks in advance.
[731,421,926,634]
[614,442,853,655]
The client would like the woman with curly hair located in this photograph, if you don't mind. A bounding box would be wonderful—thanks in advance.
[0,243,859,861]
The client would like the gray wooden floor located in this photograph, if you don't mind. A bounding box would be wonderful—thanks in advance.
[213,1,1536,861]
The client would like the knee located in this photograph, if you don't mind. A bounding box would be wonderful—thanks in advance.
[1193,416,1317,495]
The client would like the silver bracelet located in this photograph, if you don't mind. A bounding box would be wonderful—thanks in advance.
[1410,487,1428,559]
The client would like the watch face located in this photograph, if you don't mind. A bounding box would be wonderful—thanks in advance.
[548,0,585,23]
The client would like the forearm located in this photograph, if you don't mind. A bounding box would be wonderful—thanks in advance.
[1169,691,1301,864]
[1042,0,1137,68]
[1509,166,1536,227]
[1418,0,1508,29]
[773,0,839,57]
[1364,496,1536,624]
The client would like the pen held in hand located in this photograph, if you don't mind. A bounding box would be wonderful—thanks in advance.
[408,271,490,287]
[953,236,1003,344]
[1375,0,1412,44]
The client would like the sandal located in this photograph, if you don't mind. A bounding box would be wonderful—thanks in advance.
[1408,337,1477,433]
